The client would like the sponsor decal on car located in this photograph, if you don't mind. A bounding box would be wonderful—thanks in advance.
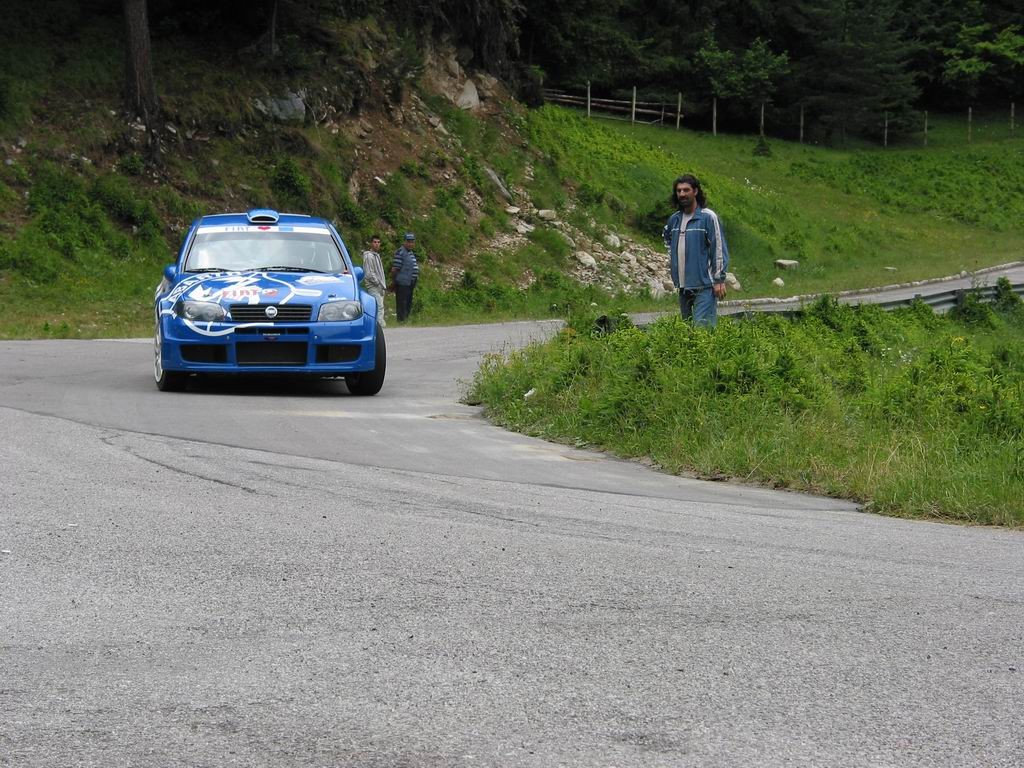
[195,225,329,235]
[216,286,262,300]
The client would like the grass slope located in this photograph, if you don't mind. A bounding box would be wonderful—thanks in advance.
[525,107,1024,298]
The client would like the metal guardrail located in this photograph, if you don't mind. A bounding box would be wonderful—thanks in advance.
[872,281,1024,313]
[725,281,1024,319]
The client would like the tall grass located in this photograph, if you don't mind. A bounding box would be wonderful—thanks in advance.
[469,283,1024,526]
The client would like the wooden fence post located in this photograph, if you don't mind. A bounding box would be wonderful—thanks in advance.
[586,80,591,118]
[924,110,928,147]
[660,100,665,125]
[713,96,717,136]
[676,92,682,130]
[1012,102,1016,136]
[631,86,636,126]
[799,104,804,144]
[760,102,765,137]
[968,106,972,144]
[884,112,888,147]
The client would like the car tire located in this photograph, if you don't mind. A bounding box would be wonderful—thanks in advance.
[345,326,386,396]
[154,322,187,392]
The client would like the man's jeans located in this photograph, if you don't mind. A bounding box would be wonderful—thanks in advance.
[367,288,386,327]
[679,287,717,327]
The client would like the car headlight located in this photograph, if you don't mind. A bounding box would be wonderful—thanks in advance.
[318,300,362,322]
[174,299,226,322]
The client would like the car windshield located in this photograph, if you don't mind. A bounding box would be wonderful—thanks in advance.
[185,229,346,273]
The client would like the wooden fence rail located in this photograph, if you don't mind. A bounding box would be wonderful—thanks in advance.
[543,87,674,126]
[544,85,1018,147]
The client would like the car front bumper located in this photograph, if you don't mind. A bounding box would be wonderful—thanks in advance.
[158,315,377,375]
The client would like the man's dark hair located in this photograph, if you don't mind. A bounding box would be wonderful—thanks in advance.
[370,234,381,241]
[671,174,707,208]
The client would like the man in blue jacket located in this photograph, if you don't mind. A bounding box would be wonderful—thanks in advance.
[390,232,420,322]
[662,174,729,327]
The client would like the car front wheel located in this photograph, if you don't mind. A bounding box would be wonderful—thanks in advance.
[345,326,386,396]
[154,322,187,392]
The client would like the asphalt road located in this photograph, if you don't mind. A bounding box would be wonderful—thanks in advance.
[1,314,1022,766]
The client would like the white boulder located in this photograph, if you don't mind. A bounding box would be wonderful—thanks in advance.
[456,79,480,110]
[646,279,667,299]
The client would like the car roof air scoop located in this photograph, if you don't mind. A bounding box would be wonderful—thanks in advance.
[246,208,280,225]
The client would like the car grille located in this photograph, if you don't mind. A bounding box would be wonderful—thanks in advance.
[234,326,308,335]
[236,342,308,365]
[230,304,312,322]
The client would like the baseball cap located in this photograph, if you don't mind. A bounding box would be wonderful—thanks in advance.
[404,232,416,241]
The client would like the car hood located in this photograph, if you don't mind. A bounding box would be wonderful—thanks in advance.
[163,270,357,308]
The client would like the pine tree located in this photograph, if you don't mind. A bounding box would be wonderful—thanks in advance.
[793,0,918,143]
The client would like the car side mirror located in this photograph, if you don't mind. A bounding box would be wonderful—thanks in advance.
[353,265,364,282]
[163,264,176,281]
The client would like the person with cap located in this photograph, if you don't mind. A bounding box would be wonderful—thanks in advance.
[390,232,420,322]
[360,235,388,327]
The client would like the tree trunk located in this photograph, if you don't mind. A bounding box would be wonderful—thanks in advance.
[267,0,278,57]
[123,0,159,159]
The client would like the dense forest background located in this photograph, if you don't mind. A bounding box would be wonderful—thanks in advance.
[519,0,1024,138]
[27,0,1023,144]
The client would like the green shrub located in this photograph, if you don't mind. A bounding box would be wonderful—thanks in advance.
[270,157,311,208]
[381,31,424,101]
[118,153,145,177]
[90,174,161,236]
[276,33,313,75]
[461,155,486,188]
[335,190,370,231]
[993,277,1023,313]
[753,136,772,157]
[0,159,168,296]
[950,291,998,328]
[577,182,606,206]
[399,159,429,179]
[527,227,571,261]
[0,76,14,122]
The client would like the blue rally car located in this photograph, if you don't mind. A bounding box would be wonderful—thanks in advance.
[154,209,385,394]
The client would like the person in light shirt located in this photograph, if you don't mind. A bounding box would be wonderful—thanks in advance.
[360,235,388,327]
